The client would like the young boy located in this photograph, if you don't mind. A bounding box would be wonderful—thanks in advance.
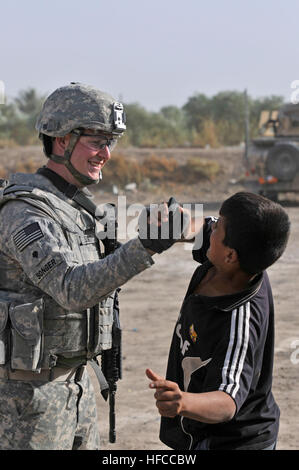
[146,192,290,450]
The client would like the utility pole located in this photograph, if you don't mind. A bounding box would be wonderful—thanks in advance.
[244,89,250,170]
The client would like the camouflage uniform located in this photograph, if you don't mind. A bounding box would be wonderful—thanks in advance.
[0,84,154,450]
[0,171,153,450]
[0,368,99,450]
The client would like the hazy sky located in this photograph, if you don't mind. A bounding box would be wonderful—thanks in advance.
[1,0,298,110]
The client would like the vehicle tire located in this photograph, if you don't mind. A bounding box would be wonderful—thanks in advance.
[265,145,299,182]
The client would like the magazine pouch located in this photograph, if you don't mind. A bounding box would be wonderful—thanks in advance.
[9,298,44,372]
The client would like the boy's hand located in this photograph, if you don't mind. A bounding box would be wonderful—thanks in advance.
[146,368,184,418]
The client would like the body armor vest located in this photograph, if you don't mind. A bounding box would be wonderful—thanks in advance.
[0,176,115,372]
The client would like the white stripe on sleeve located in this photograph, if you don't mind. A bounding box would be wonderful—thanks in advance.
[219,302,251,399]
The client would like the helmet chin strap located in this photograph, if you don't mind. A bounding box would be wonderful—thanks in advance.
[49,129,100,186]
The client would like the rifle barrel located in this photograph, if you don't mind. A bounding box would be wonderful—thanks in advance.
[109,389,116,443]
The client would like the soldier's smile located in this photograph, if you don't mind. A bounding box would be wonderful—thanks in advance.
[88,159,104,169]
[70,138,111,181]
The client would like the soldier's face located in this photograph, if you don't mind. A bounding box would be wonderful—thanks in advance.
[69,131,111,181]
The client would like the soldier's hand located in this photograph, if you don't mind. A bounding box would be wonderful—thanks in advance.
[138,197,190,254]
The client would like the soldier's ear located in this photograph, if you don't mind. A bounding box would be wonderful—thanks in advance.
[55,135,71,151]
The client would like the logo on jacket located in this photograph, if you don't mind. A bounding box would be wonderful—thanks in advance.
[182,356,212,391]
[189,324,198,343]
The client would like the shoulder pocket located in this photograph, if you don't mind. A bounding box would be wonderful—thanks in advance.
[9,298,44,371]
[0,301,9,365]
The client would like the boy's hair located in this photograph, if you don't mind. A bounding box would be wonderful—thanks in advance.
[219,192,290,275]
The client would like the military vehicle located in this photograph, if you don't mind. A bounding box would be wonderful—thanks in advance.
[243,102,299,200]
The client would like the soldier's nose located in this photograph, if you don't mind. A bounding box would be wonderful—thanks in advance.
[99,145,111,162]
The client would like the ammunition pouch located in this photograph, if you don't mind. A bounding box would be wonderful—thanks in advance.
[0,294,116,372]
[0,299,44,372]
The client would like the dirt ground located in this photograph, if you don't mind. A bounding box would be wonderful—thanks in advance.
[1,145,298,450]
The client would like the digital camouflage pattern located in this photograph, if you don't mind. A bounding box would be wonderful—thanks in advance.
[35,82,125,137]
[0,368,100,450]
[0,171,154,449]
[0,173,153,309]
[0,172,154,369]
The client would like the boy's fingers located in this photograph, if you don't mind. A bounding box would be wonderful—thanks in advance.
[146,368,175,390]
[161,202,169,222]
[148,203,169,225]
[150,380,170,389]
[154,390,177,401]
[145,368,164,382]
[151,381,178,392]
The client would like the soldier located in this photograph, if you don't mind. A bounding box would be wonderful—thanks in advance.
[0,83,189,450]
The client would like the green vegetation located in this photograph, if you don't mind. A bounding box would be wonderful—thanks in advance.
[0,88,285,149]
[0,88,46,147]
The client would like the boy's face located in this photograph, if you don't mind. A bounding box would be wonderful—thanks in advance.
[207,216,229,266]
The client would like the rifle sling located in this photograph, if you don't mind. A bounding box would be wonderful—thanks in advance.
[89,359,109,401]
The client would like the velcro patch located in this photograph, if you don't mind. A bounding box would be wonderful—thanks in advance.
[13,222,44,252]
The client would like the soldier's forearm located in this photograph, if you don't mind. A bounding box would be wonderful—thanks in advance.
[39,237,154,311]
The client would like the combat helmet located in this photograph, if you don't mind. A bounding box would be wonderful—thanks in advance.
[36,82,126,185]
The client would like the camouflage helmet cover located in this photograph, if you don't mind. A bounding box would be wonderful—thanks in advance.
[35,82,126,137]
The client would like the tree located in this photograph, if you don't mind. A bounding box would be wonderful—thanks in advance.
[211,91,246,122]
[125,103,188,147]
[14,88,45,116]
[0,88,46,145]
[160,105,186,126]
[124,103,152,146]
[0,101,19,143]
[211,91,247,145]
[12,88,46,144]
[182,93,212,132]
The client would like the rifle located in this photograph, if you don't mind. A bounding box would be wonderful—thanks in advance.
[101,291,122,443]
[100,203,122,444]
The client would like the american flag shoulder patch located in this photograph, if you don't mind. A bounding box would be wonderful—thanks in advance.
[13,222,44,252]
